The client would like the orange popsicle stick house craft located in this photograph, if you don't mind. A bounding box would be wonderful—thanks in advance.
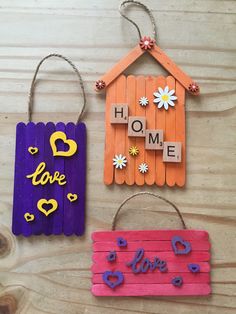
[95,37,200,187]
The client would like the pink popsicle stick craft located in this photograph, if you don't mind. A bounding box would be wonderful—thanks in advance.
[95,1,200,187]
[91,192,211,297]
[12,54,87,236]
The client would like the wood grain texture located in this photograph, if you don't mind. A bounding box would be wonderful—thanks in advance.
[0,0,236,313]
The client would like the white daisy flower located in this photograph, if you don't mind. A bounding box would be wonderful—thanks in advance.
[138,162,148,174]
[139,96,149,107]
[113,154,127,169]
[153,86,177,110]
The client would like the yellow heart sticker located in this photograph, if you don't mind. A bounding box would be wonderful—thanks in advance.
[67,193,78,202]
[28,146,39,155]
[37,199,58,217]
[24,212,35,222]
[50,131,77,157]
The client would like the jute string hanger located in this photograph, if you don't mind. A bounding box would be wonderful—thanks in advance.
[119,0,158,41]
[27,53,86,124]
[112,192,187,230]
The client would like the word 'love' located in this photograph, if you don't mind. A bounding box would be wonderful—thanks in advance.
[26,162,67,186]
[127,248,167,274]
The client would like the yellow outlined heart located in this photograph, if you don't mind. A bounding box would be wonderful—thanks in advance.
[37,199,58,217]
[50,131,77,157]
[67,193,78,202]
[24,212,35,222]
[28,146,38,155]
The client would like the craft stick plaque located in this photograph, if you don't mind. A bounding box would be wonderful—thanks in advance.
[95,1,200,187]
[12,54,87,236]
[91,192,211,297]
[92,230,211,296]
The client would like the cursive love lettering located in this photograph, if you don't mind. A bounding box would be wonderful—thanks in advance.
[26,162,67,186]
[126,248,167,274]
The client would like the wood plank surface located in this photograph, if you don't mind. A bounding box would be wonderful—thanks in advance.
[165,76,178,186]
[145,76,156,185]
[92,283,211,296]
[135,76,146,185]
[0,0,236,313]
[155,76,166,185]
[92,261,211,274]
[125,75,136,185]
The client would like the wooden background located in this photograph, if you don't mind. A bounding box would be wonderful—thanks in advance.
[0,0,235,313]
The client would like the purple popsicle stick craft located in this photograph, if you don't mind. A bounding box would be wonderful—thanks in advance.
[12,54,87,236]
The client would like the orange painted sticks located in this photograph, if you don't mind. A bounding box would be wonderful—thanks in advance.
[103,74,186,186]
[145,76,156,185]
[114,75,127,184]
[149,45,199,95]
[125,76,136,185]
[165,76,177,186]
[103,81,116,185]
[135,76,146,185]
[95,46,144,91]
[175,81,186,186]
[155,76,166,186]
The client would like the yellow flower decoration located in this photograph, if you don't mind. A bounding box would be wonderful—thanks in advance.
[129,146,139,156]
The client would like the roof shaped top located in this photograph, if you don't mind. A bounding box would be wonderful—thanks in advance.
[95,37,200,96]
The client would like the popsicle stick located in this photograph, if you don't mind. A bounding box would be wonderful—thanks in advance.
[104,80,116,185]
[175,81,186,187]
[93,251,210,263]
[144,76,156,185]
[135,76,146,185]
[31,122,45,235]
[64,123,76,236]
[12,123,26,235]
[114,75,127,184]
[165,76,177,187]
[52,122,65,235]
[42,122,55,235]
[149,45,199,95]
[93,272,210,284]
[92,230,209,242]
[93,240,210,252]
[23,122,36,236]
[95,45,144,91]
[74,122,86,236]
[154,76,166,186]
[125,75,136,185]
[92,283,211,296]
[92,261,210,274]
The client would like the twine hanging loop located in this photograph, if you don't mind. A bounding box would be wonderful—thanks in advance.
[112,192,187,230]
[28,53,86,124]
[119,0,157,42]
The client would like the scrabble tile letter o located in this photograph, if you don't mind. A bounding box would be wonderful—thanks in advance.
[128,116,146,137]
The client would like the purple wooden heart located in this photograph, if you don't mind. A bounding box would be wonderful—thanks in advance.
[117,237,127,247]
[188,263,200,273]
[107,251,117,262]
[171,236,192,255]
[102,271,124,289]
[171,276,183,287]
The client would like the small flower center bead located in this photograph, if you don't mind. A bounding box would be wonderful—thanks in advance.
[162,94,169,101]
